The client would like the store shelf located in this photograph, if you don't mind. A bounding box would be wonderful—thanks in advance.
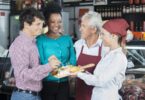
[62,1,93,7]
[126,68,145,74]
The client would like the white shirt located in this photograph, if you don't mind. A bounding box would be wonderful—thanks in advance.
[77,48,127,100]
[74,38,109,59]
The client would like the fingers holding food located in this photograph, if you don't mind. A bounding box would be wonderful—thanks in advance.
[48,55,61,69]
[48,55,58,62]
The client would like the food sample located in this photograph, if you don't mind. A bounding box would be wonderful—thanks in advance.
[52,63,95,78]
[69,67,82,73]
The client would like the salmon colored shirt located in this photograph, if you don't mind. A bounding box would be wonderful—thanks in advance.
[9,31,53,92]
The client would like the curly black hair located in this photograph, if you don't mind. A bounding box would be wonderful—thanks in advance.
[43,2,62,22]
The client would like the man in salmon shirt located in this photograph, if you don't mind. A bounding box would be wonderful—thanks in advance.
[10,8,60,100]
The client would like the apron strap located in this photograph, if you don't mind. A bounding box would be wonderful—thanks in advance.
[81,43,102,57]
[98,43,103,56]
[80,46,84,54]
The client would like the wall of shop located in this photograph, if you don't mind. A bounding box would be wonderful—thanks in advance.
[0,3,10,49]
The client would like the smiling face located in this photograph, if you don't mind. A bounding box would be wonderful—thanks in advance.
[25,17,44,36]
[79,18,96,39]
[47,13,62,34]
[100,28,113,47]
[101,28,121,48]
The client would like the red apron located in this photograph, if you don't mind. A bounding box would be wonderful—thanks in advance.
[76,44,102,100]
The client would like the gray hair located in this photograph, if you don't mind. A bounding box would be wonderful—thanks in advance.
[81,11,102,33]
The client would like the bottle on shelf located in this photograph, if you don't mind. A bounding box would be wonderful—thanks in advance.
[22,0,32,9]
[110,7,114,18]
[113,7,117,18]
[123,5,126,14]
[139,22,143,31]
[143,5,145,13]
[141,0,145,4]
[119,7,122,17]
[102,8,104,18]
[129,5,133,13]
[108,7,111,18]
[37,0,42,10]
[139,5,143,13]
[130,21,134,31]
[102,8,105,18]
[104,8,108,18]
[132,5,136,13]
[99,8,102,17]
[143,21,145,31]
[136,6,140,13]
[135,22,141,32]
[134,0,140,4]
[135,22,138,31]
[129,0,134,4]
[116,7,119,17]
[126,6,130,14]
[98,8,101,17]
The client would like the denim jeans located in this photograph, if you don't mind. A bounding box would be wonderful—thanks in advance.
[11,91,41,100]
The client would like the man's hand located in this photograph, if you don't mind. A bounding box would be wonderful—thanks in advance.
[48,55,61,69]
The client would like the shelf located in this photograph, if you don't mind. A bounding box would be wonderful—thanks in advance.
[63,0,93,3]
[108,0,129,5]
[62,1,93,7]
[122,12,145,15]
[126,68,145,74]
[127,40,145,46]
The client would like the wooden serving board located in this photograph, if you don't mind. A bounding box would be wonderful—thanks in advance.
[80,63,95,69]
[53,63,95,78]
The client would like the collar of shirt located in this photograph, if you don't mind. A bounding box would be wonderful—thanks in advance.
[19,31,36,43]
[109,47,122,54]
[82,37,102,49]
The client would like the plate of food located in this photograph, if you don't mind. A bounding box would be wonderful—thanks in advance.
[51,63,95,78]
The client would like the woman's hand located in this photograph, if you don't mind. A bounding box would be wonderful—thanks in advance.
[48,55,61,69]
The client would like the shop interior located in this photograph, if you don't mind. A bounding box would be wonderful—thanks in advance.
[0,0,145,100]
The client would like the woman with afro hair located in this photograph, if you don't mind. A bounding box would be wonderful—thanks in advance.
[36,2,76,100]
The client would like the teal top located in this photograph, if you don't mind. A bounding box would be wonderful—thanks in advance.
[36,34,76,83]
